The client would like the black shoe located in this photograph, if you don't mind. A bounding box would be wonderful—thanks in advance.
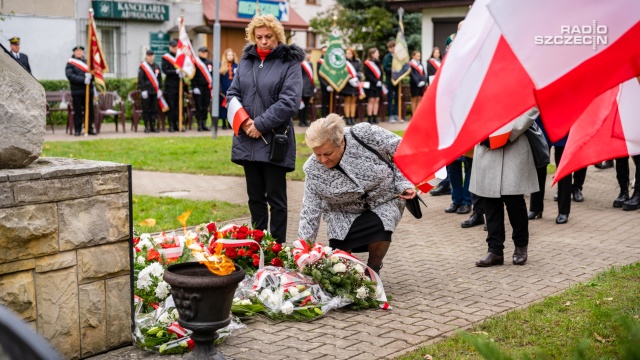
[594,160,614,169]
[201,123,210,131]
[430,185,451,196]
[456,204,471,214]
[622,189,640,211]
[553,192,558,201]
[513,246,528,265]
[74,131,81,136]
[476,252,504,267]
[572,188,584,202]
[169,127,175,133]
[88,129,97,136]
[445,203,460,213]
[556,213,569,224]
[461,213,484,228]
[144,128,150,133]
[613,190,629,208]
[527,211,543,220]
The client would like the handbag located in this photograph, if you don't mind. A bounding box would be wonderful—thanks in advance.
[524,122,550,168]
[349,128,427,219]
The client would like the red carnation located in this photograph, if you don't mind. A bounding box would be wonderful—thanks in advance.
[271,243,283,254]
[237,248,246,257]
[147,248,160,262]
[252,229,264,241]
[246,250,254,257]
[249,243,260,253]
[206,222,217,234]
[133,237,140,246]
[225,247,238,259]
[187,338,195,350]
[236,226,249,239]
[134,247,141,253]
[253,258,260,267]
[270,258,283,267]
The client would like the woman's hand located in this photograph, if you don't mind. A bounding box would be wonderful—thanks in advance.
[399,188,417,200]
[246,123,263,139]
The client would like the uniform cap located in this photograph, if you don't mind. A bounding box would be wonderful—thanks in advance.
[146,49,154,55]
[169,39,178,47]
[9,36,20,45]
[198,47,208,53]
[72,45,85,51]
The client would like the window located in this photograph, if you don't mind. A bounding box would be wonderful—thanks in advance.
[306,32,317,49]
[98,27,122,78]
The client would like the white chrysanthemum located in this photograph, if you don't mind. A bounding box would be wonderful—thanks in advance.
[171,309,179,319]
[240,299,252,306]
[375,286,383,299]
[136,256,146,265]
[136,272,152,290]
[356,286,369,299]
[332,262,347,273]
[140,233,152,241]
[155,281,170,300]
[232,297,241,305]
[323,246,333,256]
[158,311,171,324]
[354,264,365,274]
[330,255,340,264]
[288,287,299,297]
[281,301,294,315]
[138,238,154,251]
[147,262,165,278]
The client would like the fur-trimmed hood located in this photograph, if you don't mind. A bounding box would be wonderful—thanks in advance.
[242,43,305,63]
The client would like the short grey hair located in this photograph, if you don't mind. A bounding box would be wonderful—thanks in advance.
[305,113,345,148]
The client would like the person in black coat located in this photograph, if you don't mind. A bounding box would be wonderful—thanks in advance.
[192,47,213,132]
[8,37,31,74]
[299,49,315,127]
[317,46,333,116]
[226,14,304,243]
[161,39,187,132]
[137,50,163,133]
[219,48,238,130]
[339,48,362,126]
[65,45,96,136]
[426,47,441,85]
[408,50,427,117]
[363,47,383,124]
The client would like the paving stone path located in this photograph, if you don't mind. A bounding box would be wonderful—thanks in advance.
[56,126,640,359]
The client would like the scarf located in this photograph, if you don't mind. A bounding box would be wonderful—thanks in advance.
[256,47,271,61]
[227,62,233,80]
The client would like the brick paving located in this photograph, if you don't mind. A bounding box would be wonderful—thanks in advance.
[71,125,640,360]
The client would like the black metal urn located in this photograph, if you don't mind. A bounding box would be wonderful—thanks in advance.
[164,262,245,360]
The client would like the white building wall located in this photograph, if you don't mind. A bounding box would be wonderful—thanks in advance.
[288,0,336,48]
[421,6,469,60]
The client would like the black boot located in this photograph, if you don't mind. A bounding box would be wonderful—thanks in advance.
[373,116,379,124]
[144,122,150,133]
[149,119,156,133]
[613,182,629,208]
[201,120,210,131]
[622,187,640,211]
[367,115,372,124]
[169,119,176,132]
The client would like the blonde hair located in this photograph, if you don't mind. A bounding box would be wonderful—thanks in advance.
[245,14,286,44]
[305,114,345,148]
[219,48,238,75]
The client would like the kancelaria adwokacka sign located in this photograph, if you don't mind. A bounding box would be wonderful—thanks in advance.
[93,1,169,22]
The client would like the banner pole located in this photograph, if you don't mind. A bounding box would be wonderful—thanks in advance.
[398,84,402,121]
[179,80,183,132]
[84,10,93,136]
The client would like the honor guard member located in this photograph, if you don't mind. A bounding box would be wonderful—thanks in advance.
[9,36,31,74]
[192,47,213,132]
[138,49,164,133]
[161,39,186,132]
[65,45,96,136]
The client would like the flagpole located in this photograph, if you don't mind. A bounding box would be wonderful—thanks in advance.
[397,8,404,122]
[84,9,93,137]
[178,14,184,133]
[329,15,337,114]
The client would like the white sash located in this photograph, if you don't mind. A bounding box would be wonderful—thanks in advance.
[364,60,381,80]
[68,58,88,72]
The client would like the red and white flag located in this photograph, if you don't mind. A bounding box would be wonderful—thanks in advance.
[488,120,515,149]
[175,17,196,79]
[415,167,448,194]
[487,0,640,141]
[555,77,640,183]
[226,97,249,136]
[394,0,535,186]
[87,11,108,95]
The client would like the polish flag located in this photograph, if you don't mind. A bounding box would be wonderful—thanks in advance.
[488,120,515,149]
[226,97,249,136]
[488,0,640,141]
[394,0,535,186]
[415,167,448,194]
[175,17,197,79]
[554,77,640,184]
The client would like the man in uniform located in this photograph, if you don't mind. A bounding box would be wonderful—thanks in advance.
[138,49,163,133]
[382,40,398,122]
[161,39,186,132]
[9,36,31,74]
[192,47,212,132]
[317,46,331,116]
[65,45,96,136]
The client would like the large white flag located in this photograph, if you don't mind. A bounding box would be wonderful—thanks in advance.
[175,17,196,79]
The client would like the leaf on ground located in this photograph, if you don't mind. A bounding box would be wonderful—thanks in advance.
[177,210,192,227]
[423,355,433,360]
[139,218,156,227]
[564,301,571,306]
[603,297,613,301]
[593,332,613,343]
[472,331,489,335]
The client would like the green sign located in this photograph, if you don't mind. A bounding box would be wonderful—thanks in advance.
[237,0,288,21]
[93,1,169,22]
[150,31,170,65]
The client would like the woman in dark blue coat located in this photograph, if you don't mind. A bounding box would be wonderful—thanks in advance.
[219,48,238,130]
[226,14,304,243]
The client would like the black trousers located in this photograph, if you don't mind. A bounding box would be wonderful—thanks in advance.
[485,195,528,256]
[142,94,158,127]
[472,194,485,215]
[72,92,95,133]
[298,96,311,125]
[243,162,288,243]
[615,155,640,188]
[321,87,331,116]
[530,146,582,214]
[165,90,179,129]
[193,87,211,123]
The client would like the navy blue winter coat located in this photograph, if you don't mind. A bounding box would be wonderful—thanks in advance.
[226,43,304,171]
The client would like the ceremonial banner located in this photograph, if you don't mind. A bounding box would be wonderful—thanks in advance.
[175,17,196,78]
[390,19,411,86]
[318,28,349,92]
[87,11,109,95]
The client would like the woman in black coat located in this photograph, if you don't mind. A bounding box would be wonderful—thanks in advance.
[339,48,362,125]
[363,48,383,124]
[226,14,304,243]
[219,48,238,130]
[408,50,427,117]
[426,47,441,85]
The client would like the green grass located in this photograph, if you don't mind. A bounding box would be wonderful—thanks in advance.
[397,263,640,360]
[133,195,249,233]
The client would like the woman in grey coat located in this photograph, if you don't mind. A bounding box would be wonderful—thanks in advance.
[298,114,416,273]
[226,14,304,243]
[470,107,540,267]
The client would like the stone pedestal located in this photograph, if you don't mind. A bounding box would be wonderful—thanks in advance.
[0,158,132,359]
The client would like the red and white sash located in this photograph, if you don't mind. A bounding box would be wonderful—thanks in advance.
[364,60,381,80]
[162,53,178,67]
[301,61,314,83]
[346,61,365,98]
[428,58,441,70]
[195,57,212,89]
[140,62,169,112]
[409,59,424,77]
[68,58,88,73]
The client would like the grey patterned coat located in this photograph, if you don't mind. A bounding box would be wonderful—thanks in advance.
[298,123,414,241]
[469,107,540,198]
